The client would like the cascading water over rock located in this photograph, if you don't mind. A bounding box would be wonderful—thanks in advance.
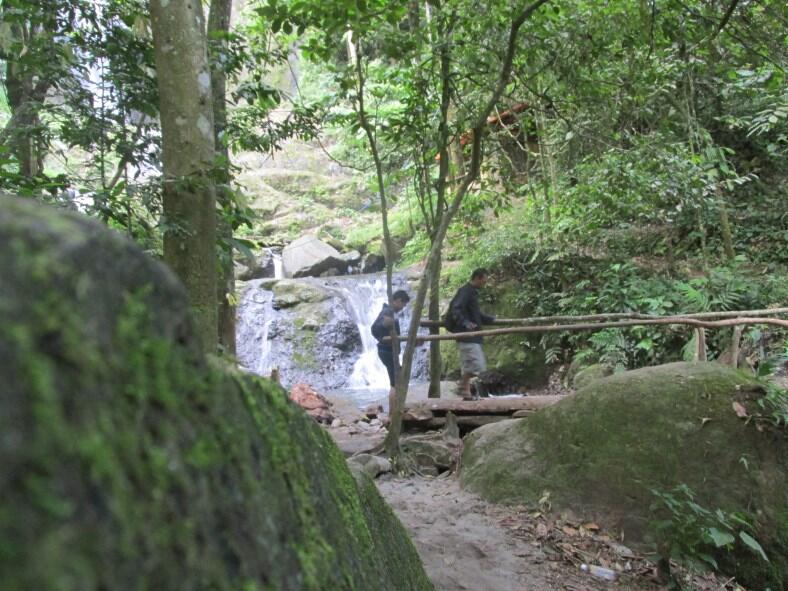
[236,273,427,404]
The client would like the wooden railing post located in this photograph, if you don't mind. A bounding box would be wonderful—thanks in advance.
[730,326,743,368]
[693,328,707,362]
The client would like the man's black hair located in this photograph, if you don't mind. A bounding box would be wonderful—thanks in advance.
[471,268,489,280]
[392,289,410,303]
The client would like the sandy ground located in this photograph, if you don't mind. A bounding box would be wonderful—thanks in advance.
[325,384,739,591]
[376,475,663,591]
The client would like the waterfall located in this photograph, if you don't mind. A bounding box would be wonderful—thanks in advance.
[235,273,427,404]
[272,251,283,279]
[330,276,391,388]
[235,282,277,376]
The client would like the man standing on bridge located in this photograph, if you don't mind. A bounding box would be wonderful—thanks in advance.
[371,290,411,413]
[449,268,495,400]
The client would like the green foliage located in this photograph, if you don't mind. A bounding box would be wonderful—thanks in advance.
[649,485,769,575]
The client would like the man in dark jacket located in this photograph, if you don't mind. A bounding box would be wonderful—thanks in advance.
[449,268,495,399]
[371,289,411,412]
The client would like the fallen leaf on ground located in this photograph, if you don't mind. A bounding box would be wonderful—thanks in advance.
[732,401,748,418]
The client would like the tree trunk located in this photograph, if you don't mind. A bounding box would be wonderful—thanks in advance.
[715,186,735,261]
[3,24,43,178]
[353,39,395,298]
[427,250,442,398]
[150,0,218,353]
[208,0,236,355]
[384,0,551,460]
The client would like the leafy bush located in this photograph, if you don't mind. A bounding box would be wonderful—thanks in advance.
[648,484,769,578]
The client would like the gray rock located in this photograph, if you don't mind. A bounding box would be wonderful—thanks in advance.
[283,235,347,278]
[238,248,276,281]
[271,280,330,309]
[338,250,362,265]
[360,252,385,274]
[348,453,393,479]
[401,431,461,473]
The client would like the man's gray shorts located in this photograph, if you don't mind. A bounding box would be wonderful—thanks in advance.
[457,342,486,375]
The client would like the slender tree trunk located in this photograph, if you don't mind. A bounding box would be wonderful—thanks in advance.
[384,0,551,459]
[535,107,552,225]
[427,250,442,398]
[4,44,42,176]
[208,0,236,354]
[353,39,395,298]
[715,185,735,261]
[150,0,218,352]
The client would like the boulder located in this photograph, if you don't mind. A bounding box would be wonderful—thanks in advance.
[237,248,277,281]
[571,363,613,389]
[338,249,362,266]
[283,235,347,278]
[348,453,392,479]
[361,252,385,274]
[289,383,334,423]
[461,362,787,588]
[402,426,462,475]
[316,317,362,352]
[0,197,432,591]
[364,404,384,419]
[271,279,329,309]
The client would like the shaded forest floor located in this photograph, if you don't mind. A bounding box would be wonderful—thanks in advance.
[376,474,739,591]
[326,385,750,591]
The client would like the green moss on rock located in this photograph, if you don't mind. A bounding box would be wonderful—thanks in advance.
[571,363,614,389]
[272,279,330,308]
[461,362,787,588]
[0,197,432,591]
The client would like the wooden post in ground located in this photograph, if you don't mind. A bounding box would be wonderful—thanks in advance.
[730,326,743,368]
[694,328,707,361]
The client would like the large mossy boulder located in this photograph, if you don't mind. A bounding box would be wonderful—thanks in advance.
[0,198,431,591]
[461,362,787,587]
[571,362,614,389]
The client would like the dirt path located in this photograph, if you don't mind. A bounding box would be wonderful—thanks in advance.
[324,393,734,591]
[377,475,559,591]
[376,475,731,591]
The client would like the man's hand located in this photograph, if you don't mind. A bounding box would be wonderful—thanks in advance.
[382,316,395,327]
[465,321,478,330]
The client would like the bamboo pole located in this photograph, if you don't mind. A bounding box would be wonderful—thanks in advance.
[390,316,788,343]
[730,326,743,368]
[419,307,788,328]
[693,328,707,361]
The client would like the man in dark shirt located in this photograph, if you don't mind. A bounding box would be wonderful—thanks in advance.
[371,289,411,412]
[449,268,495,399]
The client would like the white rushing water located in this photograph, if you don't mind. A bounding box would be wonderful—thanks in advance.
[235,273,427,405]
[332,276,391,388]
[272,251,283,279]
[235,283,276,376]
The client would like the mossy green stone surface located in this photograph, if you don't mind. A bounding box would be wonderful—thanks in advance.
[571,363,613,389]
[0,198,432,591]
[272,279,329,308]
[461,362,787,587]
